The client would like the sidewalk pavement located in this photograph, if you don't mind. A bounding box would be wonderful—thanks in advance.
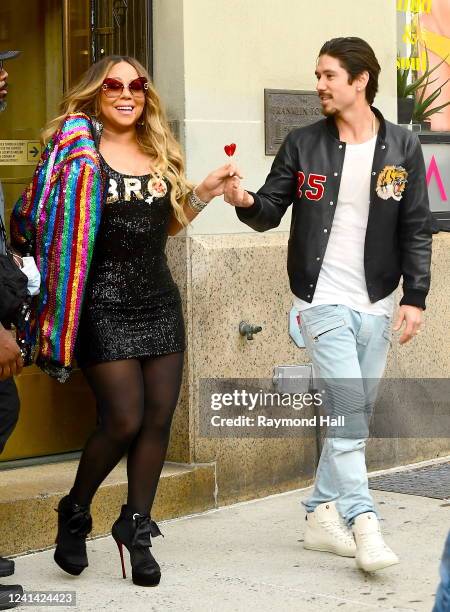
[7,481,449,612]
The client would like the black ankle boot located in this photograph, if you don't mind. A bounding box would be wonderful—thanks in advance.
[0,558,14,578]
[0,583,23,610]
[111,505,163,586]
[54,495,92,576]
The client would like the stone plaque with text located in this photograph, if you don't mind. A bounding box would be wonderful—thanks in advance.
[264,89,322,155]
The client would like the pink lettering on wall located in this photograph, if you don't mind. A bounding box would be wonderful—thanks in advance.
[426,155,448,202]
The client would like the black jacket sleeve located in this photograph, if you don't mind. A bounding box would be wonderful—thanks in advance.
[398,134,432,310]
[236,131,298,232]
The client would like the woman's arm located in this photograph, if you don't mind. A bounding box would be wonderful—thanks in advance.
[167,184,210,236]
[168,163,241,236]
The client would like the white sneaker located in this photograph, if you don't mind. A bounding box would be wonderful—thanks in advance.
[304,501,356,557]
[353,512,400,572]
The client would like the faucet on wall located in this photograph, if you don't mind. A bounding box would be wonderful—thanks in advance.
[239,321,262,341]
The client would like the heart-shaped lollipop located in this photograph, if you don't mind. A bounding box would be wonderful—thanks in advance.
[224,143,237,157]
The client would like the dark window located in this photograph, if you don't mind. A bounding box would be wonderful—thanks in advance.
[65,0,152,88]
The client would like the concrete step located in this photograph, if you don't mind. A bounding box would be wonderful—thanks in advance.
[0,460,216,556]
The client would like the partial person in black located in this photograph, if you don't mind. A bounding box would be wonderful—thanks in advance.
[0,50,24,610]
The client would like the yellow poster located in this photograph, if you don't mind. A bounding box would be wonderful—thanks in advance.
[398,0,450,131]
[417,0,450,130]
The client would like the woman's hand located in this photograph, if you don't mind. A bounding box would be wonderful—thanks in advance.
[195,164,243,203]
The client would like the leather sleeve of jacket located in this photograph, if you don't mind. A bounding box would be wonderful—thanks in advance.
[236,131,298,231]
[398,134,432,310]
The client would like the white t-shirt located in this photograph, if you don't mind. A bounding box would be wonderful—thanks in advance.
[294,135,394,317]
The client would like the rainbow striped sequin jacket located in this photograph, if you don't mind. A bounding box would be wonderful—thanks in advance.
[11,112,104,382]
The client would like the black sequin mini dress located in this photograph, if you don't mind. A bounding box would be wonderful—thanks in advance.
[75,156,185,368]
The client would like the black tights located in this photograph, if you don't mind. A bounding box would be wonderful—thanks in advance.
[70,352,184,515]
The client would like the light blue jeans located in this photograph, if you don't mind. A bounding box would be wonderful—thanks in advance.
[299,304,392,527]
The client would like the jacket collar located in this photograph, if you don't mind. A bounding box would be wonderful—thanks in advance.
[88,115,103,150]
[325,105,386,143]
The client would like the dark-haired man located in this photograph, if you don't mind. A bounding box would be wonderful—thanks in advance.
[224,37,431,572]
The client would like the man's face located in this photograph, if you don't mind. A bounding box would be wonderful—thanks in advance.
[315,54,360,116]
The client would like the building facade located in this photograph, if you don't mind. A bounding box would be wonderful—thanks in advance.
[0,1,448,514]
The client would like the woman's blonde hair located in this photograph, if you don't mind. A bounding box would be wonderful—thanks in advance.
[42,55,191,226]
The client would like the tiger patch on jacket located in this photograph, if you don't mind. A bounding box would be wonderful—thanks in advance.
[376,165,408,201]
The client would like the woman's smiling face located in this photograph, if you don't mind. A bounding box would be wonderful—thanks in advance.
[99,61,146,130]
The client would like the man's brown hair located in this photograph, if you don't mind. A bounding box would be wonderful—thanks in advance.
[319,37,381,105]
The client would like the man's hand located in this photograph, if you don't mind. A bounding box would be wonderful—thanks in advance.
[0,325,23,380]
[393,305,424,345]
[223,175,255,208]
[0,69,8,99]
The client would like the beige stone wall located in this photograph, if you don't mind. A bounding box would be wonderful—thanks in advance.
[188,233,316,503]
[166,233,450,503]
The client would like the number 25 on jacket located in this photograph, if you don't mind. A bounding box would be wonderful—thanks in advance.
[296,172,327,201]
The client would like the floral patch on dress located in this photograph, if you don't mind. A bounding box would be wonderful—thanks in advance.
[147,176,168,199]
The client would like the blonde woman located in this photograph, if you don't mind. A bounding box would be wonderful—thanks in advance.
[11,56,238,587]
